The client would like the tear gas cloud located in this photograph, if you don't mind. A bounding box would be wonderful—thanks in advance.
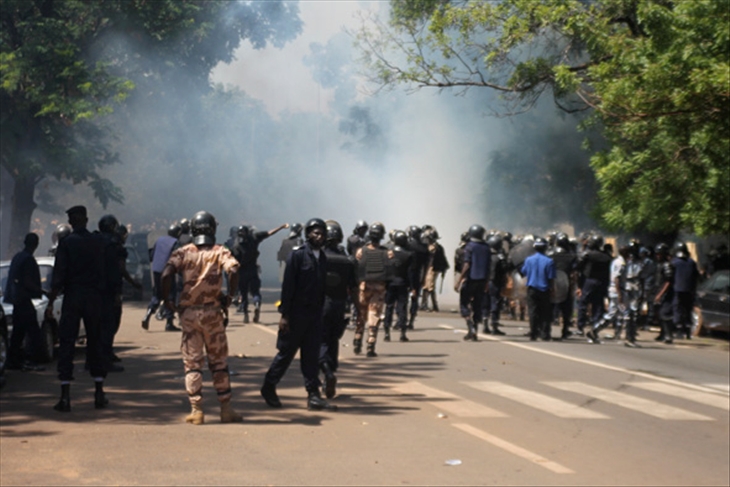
[4,2,595,306]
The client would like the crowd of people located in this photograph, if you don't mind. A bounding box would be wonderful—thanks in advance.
[3,205,728,423]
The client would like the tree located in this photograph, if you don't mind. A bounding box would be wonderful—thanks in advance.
[355,0,730,236]
[0,0,302,253]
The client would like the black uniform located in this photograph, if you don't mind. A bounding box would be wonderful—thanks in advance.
[550,248,577,338]
[98,231,124,370]
[263,243,327,394]
[407,237,429,328]
[671,255,699,339]
[383,244,417,340]
[4,248,44,367]
[231,231,269,315]
[639,254,658,328]
[320,244,356,377]
[346,234,366,257]
[485,248,509,333]
[576,249,611,330]
[52,228,108,382]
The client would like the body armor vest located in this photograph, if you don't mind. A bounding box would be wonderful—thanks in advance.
[358,246,391,282]
[324,248,354,300]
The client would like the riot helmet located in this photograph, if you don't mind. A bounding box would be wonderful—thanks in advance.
[674,241,689,258]
[354,220,368,237]
[587,234,604,251]
[368,222,386,242]
[654,242,669,257]
[533,237,548,251]
[639,246,650,258]
[487,234,503,250]
[502,231,513,244]
[556,232,570,250]
[460,232,469,243]
[305,218,327,248]
[98,214,119,234]
[191,211,217,246]
[420,228,435,245]
[52,223,72,245]
[468,224,486,242]
[408,225,422,240]
[393,230,408,248]
[168,222,182,238]
[179,218,191,234]
[289,223,303,238]
[116,224,129,240]
[237,225,250,240]
[325,220,343,245]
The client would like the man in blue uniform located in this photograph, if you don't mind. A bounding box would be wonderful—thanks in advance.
[261,218,336,411]
[454,224,491,341]
[142,224,181,331]
[521,237,555,341]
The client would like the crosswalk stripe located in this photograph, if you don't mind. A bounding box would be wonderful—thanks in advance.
[463,381,609,419]
[452,423,574,474]
[544,382,713,421]
[627,382,730,411]
[391,381,507,418]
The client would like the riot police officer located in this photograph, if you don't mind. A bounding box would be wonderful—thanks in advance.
[455,224,490,341]
[654,243,675,343]
[97,214,125,372]
[347,220,368,257]
[638,246,657,330]
[383,230,417,342]
[671,241,699,340]
[49,223,72,256]
[354,222,393,357]
[484,233,508,335]
[261,218,336,411]
[277,223,303,282]
[549,233,577,340]
[319,220,357,399]
[577,234,612,343]
[407,225,429,329]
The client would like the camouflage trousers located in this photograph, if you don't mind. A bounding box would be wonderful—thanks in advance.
[180,307,232,406]
[355,282,387,344]
[423,268,437,292]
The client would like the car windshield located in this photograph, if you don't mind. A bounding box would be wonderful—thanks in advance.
[701,271,730,294]
[0,262,54,294]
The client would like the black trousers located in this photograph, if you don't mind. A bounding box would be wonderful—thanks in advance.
[553,297,573,336]
[9,298,43,365]
[320,297,348,372]
[577,278,606,330]
[264,310,322,393]
[383,285,409,331]
[100,293,123,363]
[460,279,486,323]
[238,266,261,311]
[57,288,106,381]
[527,287,552,339]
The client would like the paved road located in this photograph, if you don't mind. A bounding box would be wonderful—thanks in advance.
[1,301,728,486]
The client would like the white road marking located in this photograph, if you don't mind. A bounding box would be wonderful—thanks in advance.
[627,382,730,411]
[544,382,713,421]
[253,324,277,336]
[452,423,574,474]
[391,381,507,418]
[437,323,730,397]
[463,381,609,419]
[703,383,730,393]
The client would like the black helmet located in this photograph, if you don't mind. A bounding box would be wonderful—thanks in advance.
[191,211,217,245]
[674,241,689,258]
[168,222,182,238]
[639,246,650,257]
[237,225,251,239]
[289,223,303,238]
[655,242,669,257]
[305,218,327,236]
[98,214,119,234]
[369,222,385,242]
[587,234,604,251]
[179,218,191,234]
[556,232,570,250]
[421,228,436,245]
[468,224,485,242]
[354,220,368,234]
[52,223,72,244]
[116,224,128,240]
[408,225,422,240]
[460,231,469,243]
[533,237,548,250]
[487,234,503,250]
[325,220,343,245]
[502,231,513,243]
[393,230,408,248]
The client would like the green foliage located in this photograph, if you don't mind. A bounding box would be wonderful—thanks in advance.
[356,0,730,235]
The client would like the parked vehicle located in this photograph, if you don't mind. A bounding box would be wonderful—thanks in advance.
[128,232,152,300]
[695,270,730,336]
[0,257,64,363]
[122,244,145,301]
[0,305,8,386]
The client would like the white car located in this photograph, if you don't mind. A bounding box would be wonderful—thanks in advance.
[0,256,64,363]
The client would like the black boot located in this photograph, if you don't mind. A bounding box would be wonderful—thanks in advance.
[243,311,250,324]
[482,322,492,334]
[307,390,338,411]
[94,381,109,409]
[321,363,337,399]
[54,384,71,412]
[261,382,282,408]
[353,338,362,355]
[253,303,260,324]
[491,323,506,336]
[366,343,377,358]
[383,328,391,342]
[399,328,409,342]
[165,319,181,332]
[141,308,154,330]
[407,316,415,330]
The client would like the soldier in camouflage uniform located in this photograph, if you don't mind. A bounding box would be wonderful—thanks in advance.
[161,211,242,425]
[354,222,393,357]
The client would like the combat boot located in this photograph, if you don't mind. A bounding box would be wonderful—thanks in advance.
[431,292,439,312]
[220,399,243,423]
[94,381,109,409]
[260,382,282,408]
[383,328,391,342]
[482,322,492,334]
[141,308,153,330]
[307,391,338,411]
[53,384,71,413]
[399,328,409,342]
[253,303,261,323]
[491,323,506,336]
[366,343,377,358]
[243,311,250,324]
[185,403,204,425]
[353,338,362,355]
[165,319,181,332]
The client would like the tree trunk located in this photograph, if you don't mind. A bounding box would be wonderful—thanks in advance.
[7,175,38,256]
